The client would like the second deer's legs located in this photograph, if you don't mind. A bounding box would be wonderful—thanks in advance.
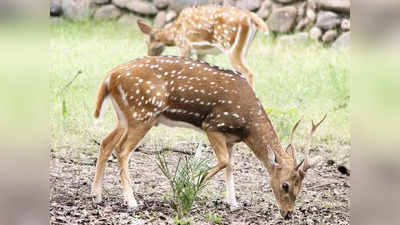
[228,22,257,88]
[114,121,155,208]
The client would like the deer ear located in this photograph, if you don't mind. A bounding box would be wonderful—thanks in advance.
[137,19,152,35]
[267,146,279,167]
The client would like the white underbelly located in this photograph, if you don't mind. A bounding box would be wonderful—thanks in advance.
[190,41,223,55]
[157,115,203,132]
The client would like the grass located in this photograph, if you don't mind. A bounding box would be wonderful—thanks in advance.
[50,20,350,160]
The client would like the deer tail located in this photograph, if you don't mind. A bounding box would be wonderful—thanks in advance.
[248,12,269,34]
[94,76,110,119]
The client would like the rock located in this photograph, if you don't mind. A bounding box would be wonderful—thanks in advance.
[126,0,158,15]
[297,1,307,17]
[341,18,350,31]
[306,8,316,22]
[94,0,110,4]
[256,0,272,19]
[315,0,350,14]
[309,26,322,40]
[94,4,122,19]
[223,0,235,7]
[295,17,311,31]
[62,0,93,20]
[154,11,167,28]
[322,29,338,43]
[316,10,340,30]
[236,0,261,12]
[118,13,141,26]
[267,6,297,33]
[332,32,350,48]
[279,32,309,43]
[112,0,129,8]
[154,0,169,9]
[50,1,63,17]
[274,0,297,3]
[165,9,177,22]
[168,0,210,13]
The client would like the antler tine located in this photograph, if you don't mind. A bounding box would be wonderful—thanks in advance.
[304,114,327,169]
[289,116,303,146]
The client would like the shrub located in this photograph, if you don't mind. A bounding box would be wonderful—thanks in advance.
[156,151,209,222]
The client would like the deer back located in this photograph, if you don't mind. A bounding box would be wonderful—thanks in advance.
[105,56,260,137]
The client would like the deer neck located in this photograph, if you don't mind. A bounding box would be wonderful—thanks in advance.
[244,108,290,173]
[155,23,178,46]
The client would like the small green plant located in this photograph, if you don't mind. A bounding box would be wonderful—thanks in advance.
[205,213,224,225]
[156,151,209,222]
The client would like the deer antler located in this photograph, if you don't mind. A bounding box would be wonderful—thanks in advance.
[302,114,327,171]
[289,117,303,146]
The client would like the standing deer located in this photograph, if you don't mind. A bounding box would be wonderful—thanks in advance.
[91,56,326,220]
[136,5,269,88]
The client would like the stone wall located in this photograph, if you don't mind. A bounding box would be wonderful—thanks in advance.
[50,0,350,46]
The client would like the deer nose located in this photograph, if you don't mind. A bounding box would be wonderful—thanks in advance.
[284,211,293,220]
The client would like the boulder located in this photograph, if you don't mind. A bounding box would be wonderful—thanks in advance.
[267,6,297,33]
[297,1,307,18]
[274,0,298,3]
[166,9,177,22]
[315,0,350,14]
[295,17,311,31]
[332,32,350,48]
[154,0,169,9]
[316,10,340,30]
[256,0,272,19]
[50,1,63,17]
[306,7,316,22]
[94,4,122,19]
[309,26,322,40]
[236,0,261,12]
[223,0,235,6]
[154,11,167,28]
[94,0,110,4]
[168,0,210,13]
[279,32,309,43]
[112,0,129,8]
[118,13,142,26]
[50,17,64,23]
[62,0,93,20]
[126,0,158,15]
[322,29,338,43]
[341,18,350,31]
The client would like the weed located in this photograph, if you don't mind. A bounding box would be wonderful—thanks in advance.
[156,151,209,221]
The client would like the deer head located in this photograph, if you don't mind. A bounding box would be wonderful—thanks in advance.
[267,114,327,219]
[137,20,169,56]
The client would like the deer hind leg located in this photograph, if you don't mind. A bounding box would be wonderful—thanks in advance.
[92,127,124,203]
[114,121,154,209]
[228,21,257,88]
[225,144,238,208]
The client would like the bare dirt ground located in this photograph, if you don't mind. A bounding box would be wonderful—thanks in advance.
[49,142,350,225]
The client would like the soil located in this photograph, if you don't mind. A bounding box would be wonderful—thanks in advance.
[49,142,350,225]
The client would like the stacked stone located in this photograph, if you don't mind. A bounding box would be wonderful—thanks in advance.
[50,0,350,47]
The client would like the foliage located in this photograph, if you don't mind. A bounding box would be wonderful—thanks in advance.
[156,151,209,221]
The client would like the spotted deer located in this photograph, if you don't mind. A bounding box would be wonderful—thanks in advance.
[91,56,326,220]
[136,5,269,88]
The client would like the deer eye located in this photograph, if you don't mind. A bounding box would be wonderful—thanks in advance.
[282,183,289,193]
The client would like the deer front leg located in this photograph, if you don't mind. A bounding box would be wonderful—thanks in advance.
[179,44,192,57]
[206,131,239,210]
[225,144,238,209]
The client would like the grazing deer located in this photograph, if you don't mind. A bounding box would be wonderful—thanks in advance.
[136,5,269,88]
[91,56,326,220]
